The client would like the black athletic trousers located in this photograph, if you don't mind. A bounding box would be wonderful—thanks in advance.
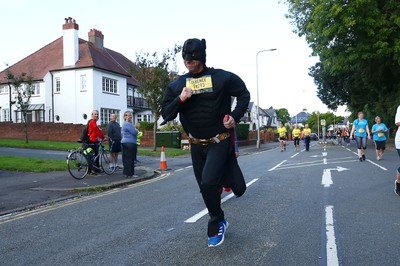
[190,137,233,237]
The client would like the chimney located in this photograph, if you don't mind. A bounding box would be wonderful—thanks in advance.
[62,17,79,67]
[88,29,104,49]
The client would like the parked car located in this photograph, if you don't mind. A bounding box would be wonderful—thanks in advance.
[310,133,319,141]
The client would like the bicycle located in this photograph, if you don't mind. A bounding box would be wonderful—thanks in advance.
[66,139,116,180]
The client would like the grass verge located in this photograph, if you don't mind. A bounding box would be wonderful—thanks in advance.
[0,156,66,172]
[0,139,190,157]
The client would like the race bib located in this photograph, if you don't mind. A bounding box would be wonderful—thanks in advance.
[358,128,365,133]
[186,75,213,94]
[378,133,384,137]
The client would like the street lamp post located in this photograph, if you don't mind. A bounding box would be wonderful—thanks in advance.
[317,111,320,139]
[256,48,277,149]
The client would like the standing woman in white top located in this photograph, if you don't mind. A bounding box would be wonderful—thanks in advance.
[394,105,400,196]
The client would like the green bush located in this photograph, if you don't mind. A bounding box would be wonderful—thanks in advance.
[141,121,154,130]
[159,121,184,132]
[236,123,249,140]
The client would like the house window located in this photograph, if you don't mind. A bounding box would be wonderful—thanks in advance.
[55,78,61,93]
[0,85,8,94]
[80,75,87,91]
[16,112,22,123]
[29,83,40,96]
[100,108,120,124]
[35,110,44,122]
[102,77,118,94]
[2,109,9,122]
[137,114,152,123]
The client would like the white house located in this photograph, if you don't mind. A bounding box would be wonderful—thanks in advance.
[0,18,152,125]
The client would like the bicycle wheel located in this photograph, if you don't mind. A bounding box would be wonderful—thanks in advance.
[67,150,89,179]
[100,149,116,175]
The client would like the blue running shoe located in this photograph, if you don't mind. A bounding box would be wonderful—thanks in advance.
[208,220,229,247]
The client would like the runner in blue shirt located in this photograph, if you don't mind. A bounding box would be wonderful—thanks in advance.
[371,116,388,161]
[350,111,371,162]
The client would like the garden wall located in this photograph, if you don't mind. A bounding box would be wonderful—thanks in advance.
[0,122,277,147]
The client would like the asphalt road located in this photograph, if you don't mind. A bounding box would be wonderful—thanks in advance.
[1,142,399,265]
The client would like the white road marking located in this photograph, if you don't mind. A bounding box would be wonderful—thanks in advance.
[311,152,327,158]
[290,153,299,158]
[325,205,339,266]
[184,178,259,223]
[323,158,327,165]
[272,158,356,171]
[321,166,349,187]
[366,159,387,171]
[351,152,388,170]
[322,169,333,187]
[268,160,287,171]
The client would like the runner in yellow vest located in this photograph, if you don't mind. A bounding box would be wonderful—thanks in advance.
[277,123,287,152]
[292,124,301,152]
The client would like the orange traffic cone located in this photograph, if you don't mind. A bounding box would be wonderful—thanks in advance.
[159,146,168,170]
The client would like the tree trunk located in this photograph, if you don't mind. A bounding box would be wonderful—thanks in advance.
[22,115,29,144]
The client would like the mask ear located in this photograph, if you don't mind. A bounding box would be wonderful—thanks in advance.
[201,39,206,50]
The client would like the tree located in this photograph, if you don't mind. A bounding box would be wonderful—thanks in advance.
[5,71,34,143]
[306,111,344,133]
[284,0,400,125]
[130,45,181,151]
[276,108,291,124]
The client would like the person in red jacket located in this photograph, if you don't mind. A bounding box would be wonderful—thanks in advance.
[87,110,105,173]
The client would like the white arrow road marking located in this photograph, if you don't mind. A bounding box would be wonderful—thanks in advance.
[321,166,349,187]
[325,205,339,266]
[184,178,259,223]
[311,152,327,158]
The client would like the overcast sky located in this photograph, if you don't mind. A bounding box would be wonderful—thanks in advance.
[0,0,349,117]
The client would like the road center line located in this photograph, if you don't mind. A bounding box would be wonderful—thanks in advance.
[325,205,339,266]
[184,178,259,223]
[321,169,333,187]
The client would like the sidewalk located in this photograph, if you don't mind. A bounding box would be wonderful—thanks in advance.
[0,142,280,216]
[0,166,156,216]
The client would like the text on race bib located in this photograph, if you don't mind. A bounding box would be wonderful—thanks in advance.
[186,75,213,94]
[378,133,384,137]
[358,128,365,133]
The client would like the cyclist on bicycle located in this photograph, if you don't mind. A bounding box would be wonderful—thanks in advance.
[88,110,106,173]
